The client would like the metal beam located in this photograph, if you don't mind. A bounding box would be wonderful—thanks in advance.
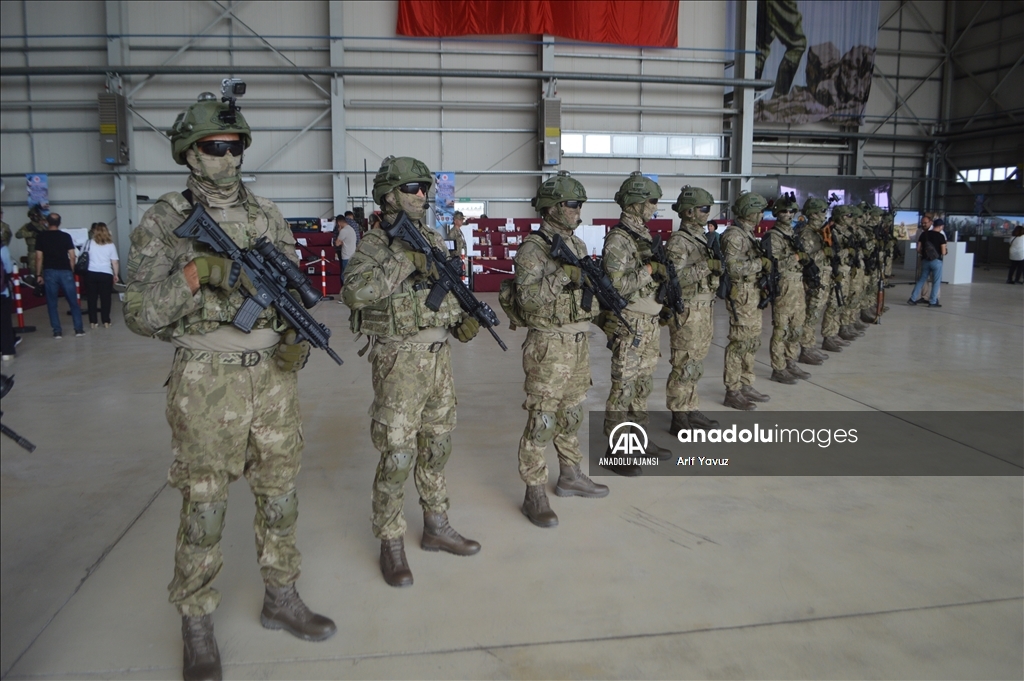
[329,0,346,217]
[105,0,137,262]
[730,0,757,201]
[960,52,1024,130]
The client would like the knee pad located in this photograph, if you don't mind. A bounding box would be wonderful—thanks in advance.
[183,500,227,548]
[381,450,415,484]
[609,381,634,408]
[417,432,452,470]
[635,375,654,402]
[556,404,583,435]
[683,359,704,383]
[256,490,298,535]
[524,410,557,445]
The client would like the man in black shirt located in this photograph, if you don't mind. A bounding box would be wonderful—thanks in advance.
[34,212,84,337]
[908,218,947,308]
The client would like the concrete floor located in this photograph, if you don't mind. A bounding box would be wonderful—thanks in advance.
[1,267,1021,680]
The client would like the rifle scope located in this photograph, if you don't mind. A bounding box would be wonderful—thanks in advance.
[252,237,321,309]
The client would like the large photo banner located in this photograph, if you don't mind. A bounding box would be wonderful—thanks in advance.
[754,0,879,124]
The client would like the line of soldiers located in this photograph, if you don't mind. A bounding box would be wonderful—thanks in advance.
[121,89,899,681]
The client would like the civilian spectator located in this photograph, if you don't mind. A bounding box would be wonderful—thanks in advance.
[34,212,84,338]
[1008,226,1024,284]
[333,214,358,288]
[84,222,119,328]
[705,220,721,252]
[909,218,947,308]
[1,241,15,360]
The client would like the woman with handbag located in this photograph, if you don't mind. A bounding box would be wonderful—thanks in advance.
[83,222,120,328]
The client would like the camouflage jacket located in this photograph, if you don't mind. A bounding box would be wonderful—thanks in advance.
[445,225,467,260]
[343,214,465,338]
[513,222,596,329]
[763,223,803,278]
[830,222,859,268]
[665,220,718,298]
[602,216,659,312]
[16,220,46,254]
[123,188,295,340]
[721,222,765,283]
[797,222,830,272]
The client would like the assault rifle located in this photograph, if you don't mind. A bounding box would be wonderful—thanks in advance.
[757,233,780,310]
[709,232,737,322]
[385,212,507,351]
[174,203,344,365]
[650,236,685,317]
[823,222,845,308]
[1,374,36,452]
[548,233,635,337]
[783,230,821,290]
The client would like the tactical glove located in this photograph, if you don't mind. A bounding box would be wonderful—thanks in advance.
[599,313,620,339]
[193,256,246,292]
[274,330,311,372]
[454,317,480,343]
[404,251,438,279]
[833,271,844,282]
[706,258,722,274]
[761,257,773,271]
[561,264,582,286]
[824,247,834,258]
[649,261,668,281]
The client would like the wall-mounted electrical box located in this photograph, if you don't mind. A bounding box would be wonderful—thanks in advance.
[99,92,130,165]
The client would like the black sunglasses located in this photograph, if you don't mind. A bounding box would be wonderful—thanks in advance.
[398,182,431,195]
[562,200,584,209]
[775,209,795,214]
[697,205,712,214]
[647,198,659,205]
[197,140,244,157]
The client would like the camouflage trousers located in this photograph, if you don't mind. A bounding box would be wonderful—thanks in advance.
[666,298,714,412]
[518,328,591,486]
[604,311,661,435]
[769,274,806,370]
[800,267,832,347]
[369,339,456,540]
[822,263,849,338]
[841,268,865,325]
[723,282,762,392]
[165,348,304,617]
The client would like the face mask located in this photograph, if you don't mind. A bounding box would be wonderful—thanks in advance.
[186,146,242,187]
[546,204,581,232]
[389,188,428,221]
[624,200,657,224]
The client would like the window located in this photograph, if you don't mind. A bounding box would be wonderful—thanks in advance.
[954,166,1018,184]
[967,169,980,183]
[561,132,726,159]
[612,135,638,155]
[585,134,611,154]
[561,134,583,154]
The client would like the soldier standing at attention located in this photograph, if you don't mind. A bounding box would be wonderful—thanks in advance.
[123,90,336,681]
[664,186,721,432]
[830,204,866,343]
[721,192,772,411]
[343,156,482,588]
[601,171,671,476]
[795,198,835,360]
[763,195,811,385]
[510,171,607,528]
[15,206,47,279]
[445,210,468,261]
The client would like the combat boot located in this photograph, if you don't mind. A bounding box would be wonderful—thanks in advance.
[421,511,481,555]
[741,384,771,403]
[808,346,830,361]
[838,326,861,341]
[797,347,823,365]
[556,463,609,498]
[724,389,756,411]
[669,411,690,433]
[647,440,673,461]
[182,615,221,681]
[600,447,643,477]
[379,537,413,587]
[853,320,868,331]
[686,410,720,430]
[822,337,844,352]
[770,368,798,384]
[860,310,877,324]
[522,485,559,526]
[786,359,811,380]
[261,584,337,642]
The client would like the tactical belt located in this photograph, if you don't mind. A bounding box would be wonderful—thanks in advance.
[176,346,276,367]
[530,328,588,343]
[377,338,449,353]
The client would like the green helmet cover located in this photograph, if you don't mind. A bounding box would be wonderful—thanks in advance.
[168,94,252,166]
[803,197,828,215]
[832,204,862,220]
[671,185,715,213]
[372,156,433,205]
[732,192,768,218]
[614,171,662,208]
[771,195,799,216]
[532,170,587,211]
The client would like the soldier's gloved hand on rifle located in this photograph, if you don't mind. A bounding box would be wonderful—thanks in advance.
[649,261,668,281]
[824,246,834,258]
[600,313,620,339]
[706,258,722,273]
[561,264,582,286]
[404,250,438,279]
[453,317,479,343]
[833,271,844,282]
[274,329,311,372]
[193,256,249,293]
[761,257,773,271]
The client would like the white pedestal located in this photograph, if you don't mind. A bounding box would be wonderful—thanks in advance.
[944,241,974,284]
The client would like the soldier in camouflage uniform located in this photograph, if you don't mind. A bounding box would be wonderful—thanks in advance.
[859,204,886,323]
[15,206,47,279]
[664,186,721,432]
[1,210,11,247]
[601,172,671,476]
[831,204,866,342]
[721,192,772,411]
[763,195,811,384]
[445,210,468,261]
[343,156,482,588]
[796,198,837,359]
[123,91,335,681]
[508,171,607,528]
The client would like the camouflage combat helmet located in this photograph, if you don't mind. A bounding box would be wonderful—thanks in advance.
[831,204,862,221]
[731,192,768,218]
[802,197,829,215]
[866,204,884,220]
[372,156,433,205]
[532,170,587,211]
[614,171,662,208]
[168,93,252,166]
[771,194,799,216]
[671,185,715,213]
